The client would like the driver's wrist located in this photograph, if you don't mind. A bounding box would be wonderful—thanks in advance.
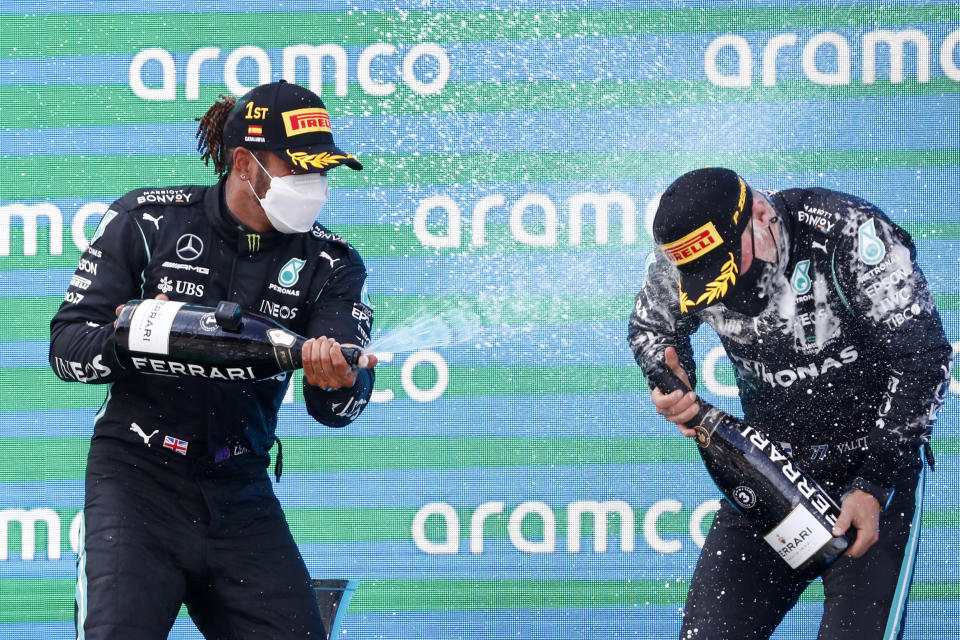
[842,477,892,509]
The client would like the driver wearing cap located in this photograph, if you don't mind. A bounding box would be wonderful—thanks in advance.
[629,167,951,639]
[50,81,377,639]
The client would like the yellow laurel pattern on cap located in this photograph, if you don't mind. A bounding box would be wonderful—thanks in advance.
[678,283,695,314]
[286,150,351,170]
[678,252,738,313]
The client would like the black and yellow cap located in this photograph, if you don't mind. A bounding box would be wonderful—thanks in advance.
[652,168,753,313]
[222,80,362,173]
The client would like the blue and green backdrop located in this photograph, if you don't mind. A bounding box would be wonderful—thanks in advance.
[1,2,957,638]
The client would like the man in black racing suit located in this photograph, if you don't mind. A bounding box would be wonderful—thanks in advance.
[628,168,952,639]
[49,81,376,639]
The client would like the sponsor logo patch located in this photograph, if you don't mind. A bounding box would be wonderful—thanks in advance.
[791,260,811,294]
[260,299,298,319]
[797,209,836,233]
[176,234,204,261]
[282,108,331,136]
[161,261,209,275]
[660,222,724,266]
[312,226,346,243]
[857,219,886,265]
[278,257,306,287]
[142,213,163,229]
[136,189,193,206]
[130,422,159,447]
[268,283,301,296]
[78,258,98,275]
[53,355,111,382]
[174,280,204,297]
[319,251,340,268]
[70,275,92,290]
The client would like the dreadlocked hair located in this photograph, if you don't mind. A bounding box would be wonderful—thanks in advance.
[196,95,237,176]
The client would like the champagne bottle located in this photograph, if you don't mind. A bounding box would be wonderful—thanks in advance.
[114,299,369,382]
[646,361,850,580]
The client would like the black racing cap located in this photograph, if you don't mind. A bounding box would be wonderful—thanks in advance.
[652,168,753,313]
[222,80,362,172]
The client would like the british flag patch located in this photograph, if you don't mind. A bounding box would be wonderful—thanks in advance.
[163,435,188,455]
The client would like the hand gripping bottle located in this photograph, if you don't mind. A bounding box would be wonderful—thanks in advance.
[114,299,368,382]
[646,360,850,579]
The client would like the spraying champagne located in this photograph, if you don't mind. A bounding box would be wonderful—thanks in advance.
[114,299,370,381]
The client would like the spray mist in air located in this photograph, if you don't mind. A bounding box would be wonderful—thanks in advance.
[365,308,483,355]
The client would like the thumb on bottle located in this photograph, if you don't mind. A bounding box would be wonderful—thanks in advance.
[357,353,378,368]
[832,511,851,537]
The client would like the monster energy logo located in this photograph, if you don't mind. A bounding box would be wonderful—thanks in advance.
[246,234,261,252]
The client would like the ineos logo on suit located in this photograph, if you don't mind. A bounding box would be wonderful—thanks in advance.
[176,234,204,261]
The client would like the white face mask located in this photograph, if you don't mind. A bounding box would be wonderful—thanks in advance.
[247,154,330,234]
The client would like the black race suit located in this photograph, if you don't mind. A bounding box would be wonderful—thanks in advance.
[628,187,952,640]
[49,179,375,639]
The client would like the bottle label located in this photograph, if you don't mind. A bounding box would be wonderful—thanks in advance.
[732,485,757,509]
[127,300,185,355]
[763,504,833,569]
[266,328,296,348]
[738,423,839,526]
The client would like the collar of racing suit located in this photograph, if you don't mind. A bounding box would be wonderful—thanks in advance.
[204,176,292,256]
[758,190,792,276]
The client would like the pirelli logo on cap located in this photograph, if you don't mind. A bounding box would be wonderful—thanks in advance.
[660,221,724,266]
[282,108,331,137]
